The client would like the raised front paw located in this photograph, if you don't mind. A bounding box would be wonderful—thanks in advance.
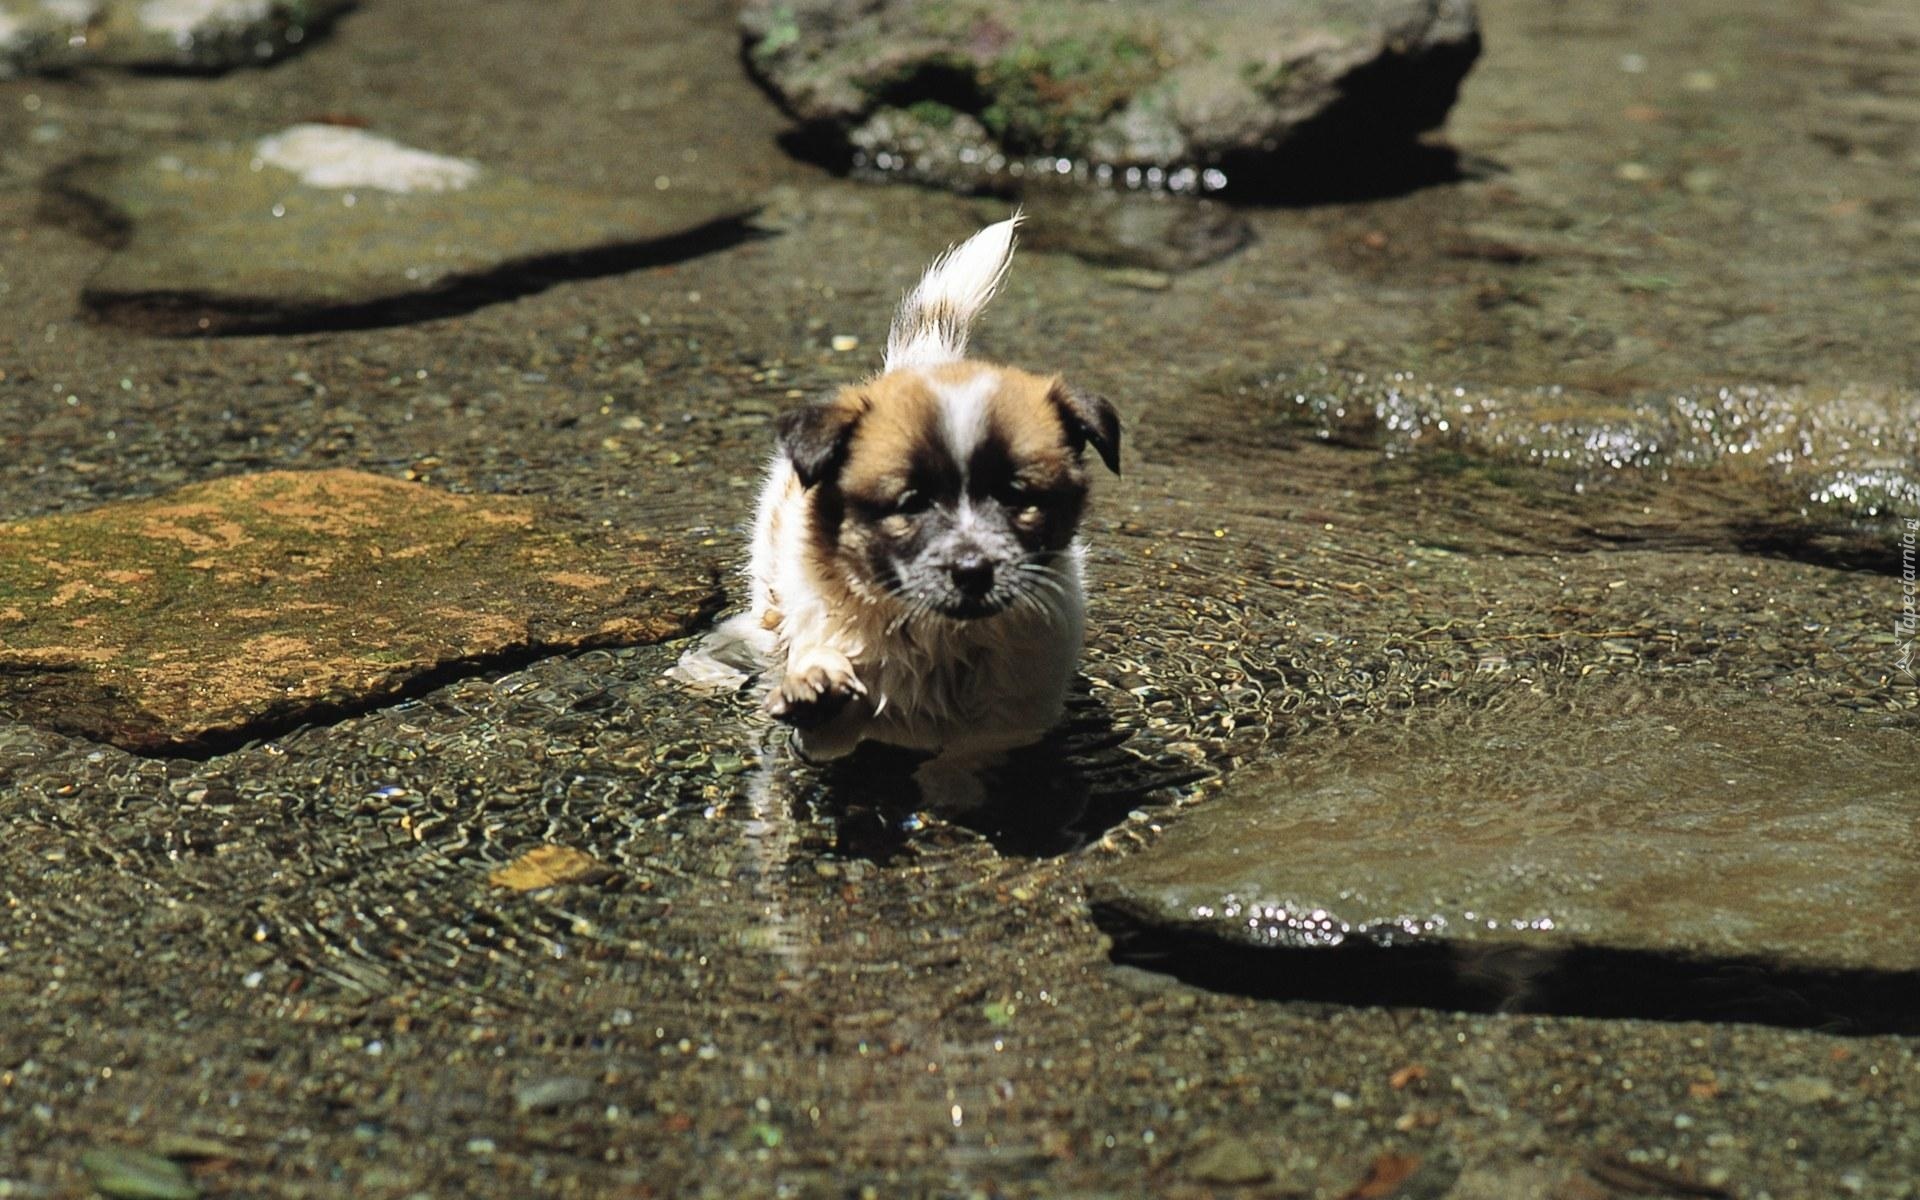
[763,663,866,730]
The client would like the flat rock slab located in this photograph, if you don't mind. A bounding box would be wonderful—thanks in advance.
[0,470,723,754]
[1239,372,1920,556]
[1092,684,1920,1023]
[0,0,350,75]
[742,0,1480,193]
[51,124,756,334]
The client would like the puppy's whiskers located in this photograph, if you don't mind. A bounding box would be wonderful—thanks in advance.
[1012,557,1075,625]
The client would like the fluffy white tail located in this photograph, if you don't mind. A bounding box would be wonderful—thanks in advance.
[884,211,1022,372]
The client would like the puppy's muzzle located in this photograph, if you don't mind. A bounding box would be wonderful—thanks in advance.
[946,553,995,601]
[929,548,1009,619]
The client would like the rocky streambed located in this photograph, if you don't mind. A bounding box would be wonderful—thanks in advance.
[1,1,1916,1198]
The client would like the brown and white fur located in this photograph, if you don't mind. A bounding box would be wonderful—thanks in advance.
[685,214,1119,782]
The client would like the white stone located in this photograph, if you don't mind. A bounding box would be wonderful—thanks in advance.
[42,0,100,22]
[254,124,482,194]
[138,0,270,37]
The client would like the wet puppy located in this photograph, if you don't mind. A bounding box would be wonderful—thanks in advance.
[700,214,1119,779]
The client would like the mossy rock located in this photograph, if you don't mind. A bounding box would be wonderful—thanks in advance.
[0,471,724,753]
[0,0,353,75]
[740,0,1481,193]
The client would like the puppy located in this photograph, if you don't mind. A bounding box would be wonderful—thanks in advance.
[696,213,1119,775]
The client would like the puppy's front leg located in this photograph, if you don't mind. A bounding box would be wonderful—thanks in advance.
[763,644,869,758]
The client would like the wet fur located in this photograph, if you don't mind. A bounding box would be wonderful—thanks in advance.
[720,217,1120,770]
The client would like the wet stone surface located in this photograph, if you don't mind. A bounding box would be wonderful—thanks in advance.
[1093,682,1920,1028]
[0,0,351,76]
[51,124,756,334]
[1193,369,1920,563]
[0,469,722,753]
[1005,186,1254,272]
[741,0,1481,194]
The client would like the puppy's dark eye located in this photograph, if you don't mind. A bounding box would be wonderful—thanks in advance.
[893,489,929,515]
[995,480,1041,507]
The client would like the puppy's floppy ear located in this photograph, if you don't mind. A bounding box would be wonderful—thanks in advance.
[1049,380,1121,475]
[776,389,869,488]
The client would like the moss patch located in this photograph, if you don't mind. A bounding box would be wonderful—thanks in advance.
[0,470,723,753]
[978,33,1165,156]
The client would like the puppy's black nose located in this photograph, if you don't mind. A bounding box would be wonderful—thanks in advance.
[947,555,995,599]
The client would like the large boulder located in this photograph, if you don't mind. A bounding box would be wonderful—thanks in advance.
[741,0,1480,193]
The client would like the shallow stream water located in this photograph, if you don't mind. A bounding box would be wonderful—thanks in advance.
[2,1,1916,1197]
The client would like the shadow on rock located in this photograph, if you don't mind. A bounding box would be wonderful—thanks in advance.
[40,140,767,337]
[1094,905,1920,1036]
[775,121,1478,210]
[87,217,773,338]
[1218,139,1483,208]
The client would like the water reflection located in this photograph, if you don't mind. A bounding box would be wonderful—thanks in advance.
[723,679,1210,864]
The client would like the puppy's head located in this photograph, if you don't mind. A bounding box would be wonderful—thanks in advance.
[777,361,1119,621]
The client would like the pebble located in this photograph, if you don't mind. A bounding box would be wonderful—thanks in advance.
[253,125,480,194]
[1186,1135,1272,1185]
[513,1075,594,1114]
[1771,1075,1838,1105]
[1102,267,1172,292]
[831,335,860,352]
[488,845,613,892]
[78,1149,198,1200]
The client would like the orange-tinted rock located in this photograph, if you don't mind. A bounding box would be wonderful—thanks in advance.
[0,470,723,753]
[487,845,617,892]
